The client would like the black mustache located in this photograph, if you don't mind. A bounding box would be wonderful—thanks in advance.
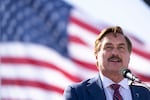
[108,56,122,61]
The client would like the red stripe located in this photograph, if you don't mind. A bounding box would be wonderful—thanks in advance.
[1,57,82,82]
[129,34,144,45]
[133,72,150,82]
[69,34,88,46]
[2,78,64,94]
[71,57,98,71]
[70,16,100,34]
[138,75,150,82]
[132,47,150,60]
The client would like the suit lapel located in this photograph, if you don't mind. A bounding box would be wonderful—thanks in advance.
[130,85,140,100]
[86,75,106,100]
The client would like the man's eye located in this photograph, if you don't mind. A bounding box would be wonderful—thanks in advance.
[107,47,111,48]
[119,46,125,49]
[118,46,125,51]
[105,46,113,50]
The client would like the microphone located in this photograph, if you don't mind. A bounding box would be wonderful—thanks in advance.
[121,68,141,83]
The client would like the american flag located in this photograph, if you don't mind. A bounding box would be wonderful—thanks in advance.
[0,0,150,100]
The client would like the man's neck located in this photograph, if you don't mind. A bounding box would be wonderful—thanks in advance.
[101,71,124,83]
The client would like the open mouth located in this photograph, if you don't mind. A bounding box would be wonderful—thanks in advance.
[108,57,122,62]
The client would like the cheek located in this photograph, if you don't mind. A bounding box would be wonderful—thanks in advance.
[98,51,108,62]
[123,54,130,64]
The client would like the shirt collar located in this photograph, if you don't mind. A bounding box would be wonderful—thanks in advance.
[99,72,129,89]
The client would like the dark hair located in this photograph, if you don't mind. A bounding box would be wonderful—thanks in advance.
[94,26,132,56]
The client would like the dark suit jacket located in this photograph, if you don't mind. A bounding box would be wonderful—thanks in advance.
[64,74,150,100]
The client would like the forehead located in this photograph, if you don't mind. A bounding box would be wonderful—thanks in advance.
[101,33,127,45]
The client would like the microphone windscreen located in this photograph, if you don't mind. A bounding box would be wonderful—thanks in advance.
[120,68,131,78]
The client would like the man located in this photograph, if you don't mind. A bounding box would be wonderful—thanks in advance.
[63,26,150,100]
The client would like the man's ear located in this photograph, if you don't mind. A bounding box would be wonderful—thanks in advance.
[96,55,98,60]
[95,55,98,67]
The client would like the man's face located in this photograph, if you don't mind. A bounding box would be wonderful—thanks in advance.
[97,33,130,74]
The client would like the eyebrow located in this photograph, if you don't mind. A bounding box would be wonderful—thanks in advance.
[118,43,126,46]
[105,42,112,45]
[105,42,126,46]
[104,43,112,46]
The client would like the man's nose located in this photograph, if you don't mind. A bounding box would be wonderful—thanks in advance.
[112,48,119,55]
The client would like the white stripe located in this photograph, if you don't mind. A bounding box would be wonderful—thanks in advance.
[129,53,150,76]
[1,64,74,88]
[69,42,95,63]
[71,63,97,79]
[0,43,80,77]
[70,8,100,29]
[1,86,62,100]
[131,39,150,54]
[68,22,96,47]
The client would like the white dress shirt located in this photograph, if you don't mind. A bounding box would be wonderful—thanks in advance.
[100,73,133,100]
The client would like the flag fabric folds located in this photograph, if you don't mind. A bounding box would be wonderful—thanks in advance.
[0,0,150,100]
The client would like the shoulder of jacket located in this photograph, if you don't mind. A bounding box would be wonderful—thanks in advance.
[130,84,150,92]
[70,76,98,89]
